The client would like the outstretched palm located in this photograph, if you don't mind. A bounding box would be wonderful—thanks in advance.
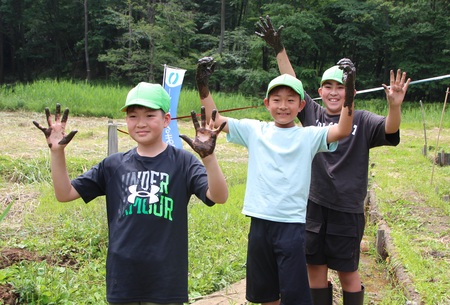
[255,15,284,54]
[180,106,226,158]
[383,69,410,107]
[33,103,78,150]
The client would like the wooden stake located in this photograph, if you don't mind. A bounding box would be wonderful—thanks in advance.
[419,100,427,156]
[431,87,449,185]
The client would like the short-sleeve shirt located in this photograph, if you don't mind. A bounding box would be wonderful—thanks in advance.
[298,93,400,213]
[71,145,213,303]
[226,118,336,223]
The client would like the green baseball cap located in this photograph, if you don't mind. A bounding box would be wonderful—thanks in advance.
[321,65,343,85]
[266,74,305,100]
[121,82,171,112]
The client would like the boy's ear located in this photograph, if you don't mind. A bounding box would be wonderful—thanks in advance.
[299,99,306,112]
[164,112,171,127]
[264,97,270,108]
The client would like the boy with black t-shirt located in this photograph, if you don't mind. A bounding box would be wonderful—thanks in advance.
[33,82,228,305]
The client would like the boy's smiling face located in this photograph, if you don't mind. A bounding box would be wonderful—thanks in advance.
[318,80,346,115]
[126,106,170,146]
[265,86,305,128]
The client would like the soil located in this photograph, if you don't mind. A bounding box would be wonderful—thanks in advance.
[0,246,79,304]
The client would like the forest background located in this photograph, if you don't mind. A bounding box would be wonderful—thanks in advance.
[1,0,450,102]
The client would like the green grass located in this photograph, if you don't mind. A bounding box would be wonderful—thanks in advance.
[0,79,266,121]
[369,130,450,304]
[1,79,450,304]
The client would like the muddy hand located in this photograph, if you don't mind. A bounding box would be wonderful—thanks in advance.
[32,103,78,149]
[196,57,216,99]
[255,15,284,54]
[179,106,226,158]
[337,58,356,116]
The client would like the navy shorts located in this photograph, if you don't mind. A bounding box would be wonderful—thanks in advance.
[246,217,312,305]
[305,201,365,272]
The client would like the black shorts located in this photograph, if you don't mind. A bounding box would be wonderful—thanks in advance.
[305,201,365,272]
[246,217,312,305]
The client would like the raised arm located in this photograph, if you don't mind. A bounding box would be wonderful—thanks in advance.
[327,58,356,143]
[255,15,296,77]
[33,104,80,202]
[382,69,410,134]
[196,57,229,133]
[179,107,228,203]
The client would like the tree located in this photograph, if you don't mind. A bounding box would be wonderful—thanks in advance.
[0,0,448,100]
[0,10,4,83]
[384,0,450,100]
[84,0,91,81]
[98,0,197,84]
[219,0,225,55]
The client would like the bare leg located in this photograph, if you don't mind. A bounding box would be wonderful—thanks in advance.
[307,264,329,288]
[338,270,362,292]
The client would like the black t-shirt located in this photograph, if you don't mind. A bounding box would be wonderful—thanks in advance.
[71,145,214,303]
[298,93,400,213]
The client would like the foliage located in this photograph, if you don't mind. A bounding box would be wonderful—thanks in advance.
[1,0,449,100]
[97,1,197,84]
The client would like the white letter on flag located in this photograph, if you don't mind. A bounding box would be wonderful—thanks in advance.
[162,65,186,149]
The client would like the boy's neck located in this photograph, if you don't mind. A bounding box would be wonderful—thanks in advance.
[136,142,168,157]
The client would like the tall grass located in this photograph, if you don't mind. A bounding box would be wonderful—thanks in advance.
[2,79,449,128]
[0,80,265,120]
[1,80,127,118]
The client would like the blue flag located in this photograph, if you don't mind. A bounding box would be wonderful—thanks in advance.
[162,66,186,149]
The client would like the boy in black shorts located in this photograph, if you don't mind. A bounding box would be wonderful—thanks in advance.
[196,56,356,305]
[256,15,410,305]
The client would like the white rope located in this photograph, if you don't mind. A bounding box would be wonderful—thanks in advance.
[312,74,450,100]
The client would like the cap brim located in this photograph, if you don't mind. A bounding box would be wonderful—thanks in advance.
[121,100,164,112]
